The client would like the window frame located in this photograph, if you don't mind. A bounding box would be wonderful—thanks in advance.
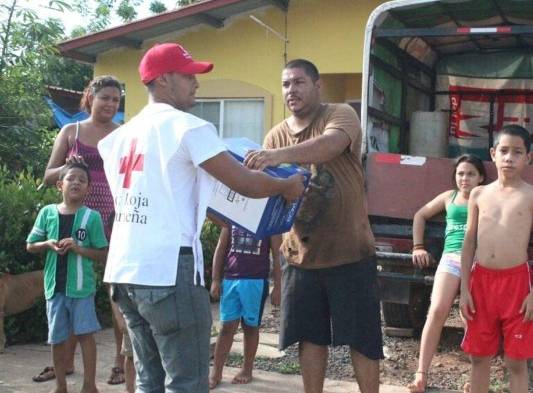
[193,97,264,138]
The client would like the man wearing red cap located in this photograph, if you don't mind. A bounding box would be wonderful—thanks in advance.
[98,43,305,393]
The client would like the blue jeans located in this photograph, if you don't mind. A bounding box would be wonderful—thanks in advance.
[114,255,212,393]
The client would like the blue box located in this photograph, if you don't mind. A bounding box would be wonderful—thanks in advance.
[207,137,310,238]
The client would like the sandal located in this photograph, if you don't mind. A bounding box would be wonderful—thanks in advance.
[32,366,74,383]
[107,366,125,385]
[407,371,427,393]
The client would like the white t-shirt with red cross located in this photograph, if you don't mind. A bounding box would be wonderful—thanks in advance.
[98,102,226,286]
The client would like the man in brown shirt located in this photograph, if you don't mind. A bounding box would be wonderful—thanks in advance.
[245,59,382,393]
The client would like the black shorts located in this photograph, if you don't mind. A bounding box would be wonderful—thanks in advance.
[280,256,384,360]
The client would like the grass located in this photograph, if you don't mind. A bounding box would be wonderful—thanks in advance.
[488,369,509,393]
[277,361,300,375]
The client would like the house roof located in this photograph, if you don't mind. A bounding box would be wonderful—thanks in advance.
[58,0,288,63]
[46,85,83,114]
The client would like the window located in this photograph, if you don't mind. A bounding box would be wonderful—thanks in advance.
[190,99,264,144]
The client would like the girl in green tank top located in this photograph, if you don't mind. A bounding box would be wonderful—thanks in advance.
[408,155,486,393]
[442,191,468,254]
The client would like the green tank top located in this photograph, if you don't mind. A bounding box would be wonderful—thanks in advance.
[443,191,468,254]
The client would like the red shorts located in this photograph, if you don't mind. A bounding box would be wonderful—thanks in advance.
[461,262,533,359]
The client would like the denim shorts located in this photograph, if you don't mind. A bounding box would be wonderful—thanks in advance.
[46,292,101,344]
[220,278,268,327]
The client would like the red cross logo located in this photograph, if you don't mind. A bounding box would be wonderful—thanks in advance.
[119,138,144,188]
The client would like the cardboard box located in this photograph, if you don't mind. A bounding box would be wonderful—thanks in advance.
[207,137,310,238]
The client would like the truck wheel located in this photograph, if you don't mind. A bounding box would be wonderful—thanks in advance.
[409,284,431,329]
[382,302,412,328]
[382,284,431,330]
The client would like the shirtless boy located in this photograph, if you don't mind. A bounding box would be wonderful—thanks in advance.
[460,124,533,393]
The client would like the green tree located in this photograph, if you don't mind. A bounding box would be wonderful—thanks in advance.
[150,1,167,14]
[72,0,143,32]
[71,0,188,34]
[0,0,91,174]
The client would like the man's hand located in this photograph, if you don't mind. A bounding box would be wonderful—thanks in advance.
[270,285,281,307]
[519,292,533,321]
[459,288,476,321]
[57,237,79,255]
[281,174,305,202]
[244,149,285,171]
[412,249,433,268]
[210,279,222,300]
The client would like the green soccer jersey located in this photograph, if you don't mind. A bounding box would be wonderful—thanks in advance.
[27,204,108,299]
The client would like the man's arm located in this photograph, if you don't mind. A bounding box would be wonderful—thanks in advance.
[210,227,230,300]
[269,235,282,307]
[200,151,304,201]
[459,187,481,321]
[244,129,350,170]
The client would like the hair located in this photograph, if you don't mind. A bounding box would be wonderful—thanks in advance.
[59,162,91,184]
[452,154,486,187]
[284,59,320,82]
[494,124,531,153]
[79,75,122,113]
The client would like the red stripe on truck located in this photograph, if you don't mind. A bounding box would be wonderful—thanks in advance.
[374,153,401,164]
[496,26,512,33]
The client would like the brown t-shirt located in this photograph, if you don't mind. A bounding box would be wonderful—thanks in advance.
[264,103,375,269]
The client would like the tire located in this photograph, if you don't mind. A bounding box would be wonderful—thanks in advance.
[382,302,412,328]
[382,284,431,329]
[409,284,431,329]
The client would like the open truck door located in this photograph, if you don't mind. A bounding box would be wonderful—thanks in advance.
[361,0,533,336]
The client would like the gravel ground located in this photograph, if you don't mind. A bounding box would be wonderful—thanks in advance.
[223,306,533,392]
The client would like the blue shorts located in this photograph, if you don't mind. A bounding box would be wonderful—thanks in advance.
[220,278,268,327]
[46,292,101,344]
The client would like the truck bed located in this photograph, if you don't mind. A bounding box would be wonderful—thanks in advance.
[365,152,533,257]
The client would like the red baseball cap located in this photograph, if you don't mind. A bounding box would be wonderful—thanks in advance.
[139,43,214,84]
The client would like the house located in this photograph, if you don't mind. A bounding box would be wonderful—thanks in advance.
[58,0,387,143]
[46,86,83,115]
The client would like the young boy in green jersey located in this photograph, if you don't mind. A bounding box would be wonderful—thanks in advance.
[27,162,108,393]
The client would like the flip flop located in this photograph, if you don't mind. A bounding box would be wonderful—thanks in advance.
[32,366,74,382]
[107,366,125,385]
